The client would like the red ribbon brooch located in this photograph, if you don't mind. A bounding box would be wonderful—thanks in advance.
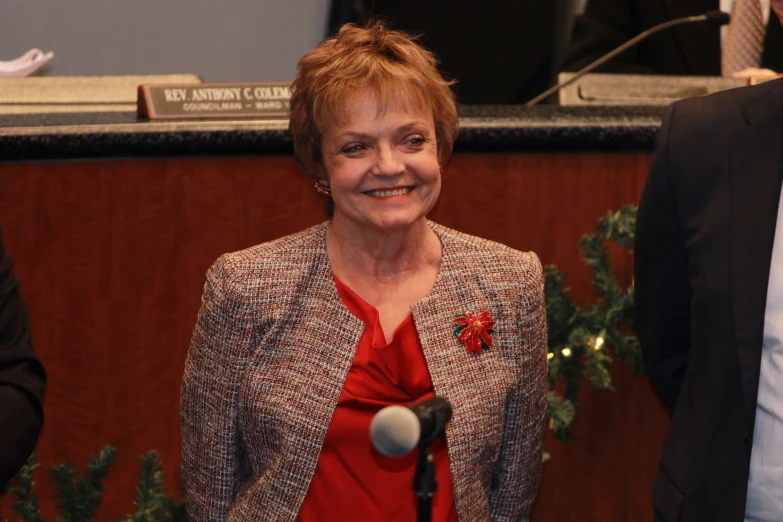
[453,310,495,355]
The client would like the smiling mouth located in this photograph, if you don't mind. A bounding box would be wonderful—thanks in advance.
[365,186,415,198]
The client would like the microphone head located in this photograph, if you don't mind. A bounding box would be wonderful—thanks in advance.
[704,10,730,26]
[369,405,420,457]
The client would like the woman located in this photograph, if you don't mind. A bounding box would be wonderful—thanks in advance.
[181,22,547,522]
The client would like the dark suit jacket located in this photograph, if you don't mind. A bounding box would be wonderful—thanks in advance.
[563,0,783,74]
[0,231,46,490]
[635,78,783,521]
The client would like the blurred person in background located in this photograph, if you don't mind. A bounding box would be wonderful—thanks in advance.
[330,0,558,104]
[563,0,783,78]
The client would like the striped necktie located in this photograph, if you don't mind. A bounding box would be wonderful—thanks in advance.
[722,0,766,76]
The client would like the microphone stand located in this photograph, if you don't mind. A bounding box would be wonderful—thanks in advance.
[413,411,447,522]
[414,446,436,522]
[525,12,730,106]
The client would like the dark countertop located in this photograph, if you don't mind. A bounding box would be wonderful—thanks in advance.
[0,105,667,161]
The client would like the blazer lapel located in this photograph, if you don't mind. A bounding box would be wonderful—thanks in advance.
[662,0,721,74]
[410,229,478,519]
[730,87,783,427]
[277,224,366,517]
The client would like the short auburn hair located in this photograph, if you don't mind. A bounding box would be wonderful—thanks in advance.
[289,21,459,180]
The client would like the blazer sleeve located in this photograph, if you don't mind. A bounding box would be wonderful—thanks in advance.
[0,232,46,490]
[562,0,657,74]
[489,253,548,521]
[634,102,692,413]
[181,255,253,521]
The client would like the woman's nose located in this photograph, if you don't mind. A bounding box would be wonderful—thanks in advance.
[372,145,405,177]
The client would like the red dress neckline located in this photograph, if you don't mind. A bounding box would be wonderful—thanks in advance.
[295,276,458,521]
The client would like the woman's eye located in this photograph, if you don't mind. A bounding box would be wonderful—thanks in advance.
[406,137,426,146]
[342,144,364,154]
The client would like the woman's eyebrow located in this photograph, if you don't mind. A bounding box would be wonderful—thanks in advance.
[335,121,429,140]
[394,121,430,134]
[335,131,374,140]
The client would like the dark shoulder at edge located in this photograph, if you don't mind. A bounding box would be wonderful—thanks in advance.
[670,78,783,131]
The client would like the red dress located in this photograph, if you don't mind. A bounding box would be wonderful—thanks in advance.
[296,276,459,522]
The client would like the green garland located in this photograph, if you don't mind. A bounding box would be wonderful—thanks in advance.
[2,205,642,519]
[545,204,641,440]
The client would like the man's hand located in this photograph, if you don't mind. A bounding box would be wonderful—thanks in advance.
[731,67,780,79]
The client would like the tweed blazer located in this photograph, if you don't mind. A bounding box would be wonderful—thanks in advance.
[181,220,548,522]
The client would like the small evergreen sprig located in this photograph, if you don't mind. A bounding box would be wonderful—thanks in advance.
[124,451,169,522]
[6,453,42,522]
[123,451,186,522]
[50,445,117,522]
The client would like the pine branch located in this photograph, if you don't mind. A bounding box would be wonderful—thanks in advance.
[547,350,563,383]
[543,265,581,349]
[51,445,117,522]
[547,392,577,441]
[7,453,42,522]
[584,345,614,392]
[124,451,169,522]
[614,333,645,374]
[50,463,78,519]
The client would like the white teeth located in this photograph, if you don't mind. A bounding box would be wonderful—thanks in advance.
[367,187,413,197]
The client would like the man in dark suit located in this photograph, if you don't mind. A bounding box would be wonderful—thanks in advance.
[0,230,46,489]
[563,0,783,76]
[635,1,783,520]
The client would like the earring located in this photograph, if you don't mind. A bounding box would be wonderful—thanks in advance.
[313,179,332,197]
[439,166,444,174]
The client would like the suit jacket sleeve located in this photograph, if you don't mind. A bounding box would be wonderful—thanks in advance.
[562,0,657,74]
[634,102,692,413]
[0,232,46,490]
[489,253,548,521]
[181,255,253,521]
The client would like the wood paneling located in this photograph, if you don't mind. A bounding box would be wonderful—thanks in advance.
[0,152,668,521]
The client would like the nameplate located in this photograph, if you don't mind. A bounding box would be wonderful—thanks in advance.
[137,82,291,119]
[556,73,745,106]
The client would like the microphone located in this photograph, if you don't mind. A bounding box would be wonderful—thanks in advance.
[525,10,732,106]
[369,396,453,457]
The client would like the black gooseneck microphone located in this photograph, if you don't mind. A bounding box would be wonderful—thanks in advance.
[525,10,732,107]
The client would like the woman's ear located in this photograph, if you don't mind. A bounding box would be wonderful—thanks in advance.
[311,162,329,183]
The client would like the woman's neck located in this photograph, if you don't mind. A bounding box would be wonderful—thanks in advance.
[326,215,441,283]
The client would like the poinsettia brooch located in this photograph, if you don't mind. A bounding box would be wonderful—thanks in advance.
[453,309,495,355]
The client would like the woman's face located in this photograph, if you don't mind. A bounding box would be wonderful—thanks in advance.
[320,88,441,233]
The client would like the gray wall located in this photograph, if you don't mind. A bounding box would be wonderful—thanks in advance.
[0,0,330,82]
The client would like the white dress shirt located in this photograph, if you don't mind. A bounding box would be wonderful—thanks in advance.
[745,186,783,521]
